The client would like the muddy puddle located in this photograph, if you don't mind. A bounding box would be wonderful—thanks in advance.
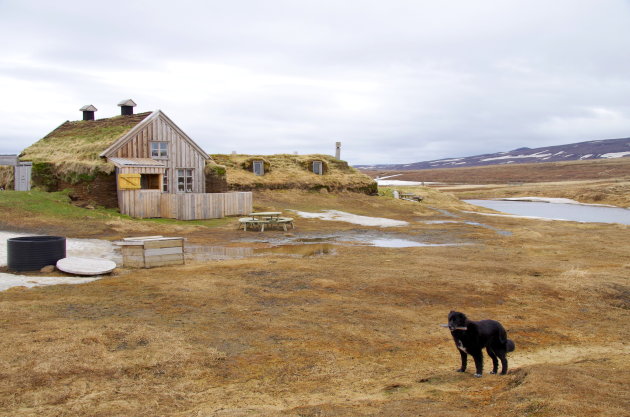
[423,208,512,236]
[187,231,470,261]
[185,243,335,261]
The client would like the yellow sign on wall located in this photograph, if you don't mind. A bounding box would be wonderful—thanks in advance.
[118,173,141,190]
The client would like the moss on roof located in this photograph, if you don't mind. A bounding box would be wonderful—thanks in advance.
[211,153,377,194]
[20,112,152,176]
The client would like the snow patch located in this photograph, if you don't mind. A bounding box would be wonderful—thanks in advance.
[600,151,630,158]
[0,274,100,292]
[377,180,424,186]
[1,231,121,291]
[481,152,552,162]
[292,210,409,227]
[0,231,120,267]
[376,179,440,186]
[375,174,403,180]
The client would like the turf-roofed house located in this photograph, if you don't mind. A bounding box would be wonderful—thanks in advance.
[20,100,252,219]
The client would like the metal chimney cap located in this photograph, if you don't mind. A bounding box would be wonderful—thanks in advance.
[117,99,137,107]
[79,104,98,112]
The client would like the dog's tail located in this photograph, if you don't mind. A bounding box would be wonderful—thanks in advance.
[506,339,515,353]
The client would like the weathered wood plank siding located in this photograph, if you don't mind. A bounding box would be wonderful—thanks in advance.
[119,238,185,268]
[119,190,162,218]
[113,113,206,194]
[223,191,253,216]
[119,191,251,220]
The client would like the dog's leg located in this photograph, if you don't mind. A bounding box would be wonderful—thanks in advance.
[457,349,467,372]
[471,351,484,377]
[497,351,508,375]
[486,347,499,374]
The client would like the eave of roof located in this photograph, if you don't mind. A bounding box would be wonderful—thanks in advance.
[99,110,209,160]
[108,157,166,168]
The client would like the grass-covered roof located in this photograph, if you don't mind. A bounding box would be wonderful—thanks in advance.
[210,153,377,193]
[20,112,152,176]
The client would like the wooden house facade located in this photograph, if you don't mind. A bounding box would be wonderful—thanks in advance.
[100,110,209,218]
[100,109,251,219]
[21,100,252,219]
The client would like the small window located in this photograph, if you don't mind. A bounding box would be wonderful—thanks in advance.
[151,142,168,158]
[177,169,193,192]
[140,174,161,190]
[253,160,264,176]
[162,169,168,192]
[312,161,323,175]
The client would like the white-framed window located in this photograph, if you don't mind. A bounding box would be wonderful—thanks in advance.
[162,169,168,192]
[151,141,168,158]
[177,168,193,192]
[253,160,264,176]
[312,161,323,175]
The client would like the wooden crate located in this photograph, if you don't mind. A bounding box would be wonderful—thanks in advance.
[116,236,184,268]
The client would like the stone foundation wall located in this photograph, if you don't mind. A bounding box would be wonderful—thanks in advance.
[57,173,119,208]
[205,170,228,193]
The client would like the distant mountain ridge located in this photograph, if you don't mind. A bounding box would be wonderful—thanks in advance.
[356,137,630,171]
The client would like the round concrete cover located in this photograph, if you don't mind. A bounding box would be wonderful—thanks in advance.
[56,257,116,276]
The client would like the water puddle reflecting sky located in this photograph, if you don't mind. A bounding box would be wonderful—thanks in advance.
[187,230,472,261]
[362,238,465,248]
[465,199,630,225]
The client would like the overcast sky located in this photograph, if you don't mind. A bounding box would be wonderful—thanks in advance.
[1,0,630,165]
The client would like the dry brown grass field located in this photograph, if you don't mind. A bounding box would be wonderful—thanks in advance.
[365,158,630,207]
[0,188,629,416]
[364,157,630,184]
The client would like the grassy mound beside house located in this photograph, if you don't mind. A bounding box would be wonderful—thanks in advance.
[210,153,377,194]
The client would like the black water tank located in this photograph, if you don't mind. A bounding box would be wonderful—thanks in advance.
[7,236,66,272]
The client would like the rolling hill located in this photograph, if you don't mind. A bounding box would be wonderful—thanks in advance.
[356,137,630,170]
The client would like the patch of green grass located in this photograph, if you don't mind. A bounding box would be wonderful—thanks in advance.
[141,217,232,228]
[0,190,111,220]
[0,190,235,229]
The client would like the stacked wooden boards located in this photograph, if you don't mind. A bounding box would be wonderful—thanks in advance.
[115,236,184,268]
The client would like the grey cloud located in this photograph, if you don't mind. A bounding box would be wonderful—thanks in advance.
[2,0,630,164]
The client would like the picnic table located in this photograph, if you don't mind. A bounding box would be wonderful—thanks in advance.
[239,212,294,231]
[250,212,282,220]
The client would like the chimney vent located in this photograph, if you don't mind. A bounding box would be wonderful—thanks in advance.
[79,104,97,121]
[117,99,137,115]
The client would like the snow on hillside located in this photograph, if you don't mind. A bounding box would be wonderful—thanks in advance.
[356,137,630,170]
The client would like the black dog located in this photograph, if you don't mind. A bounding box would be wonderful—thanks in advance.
[448,311,515,377]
